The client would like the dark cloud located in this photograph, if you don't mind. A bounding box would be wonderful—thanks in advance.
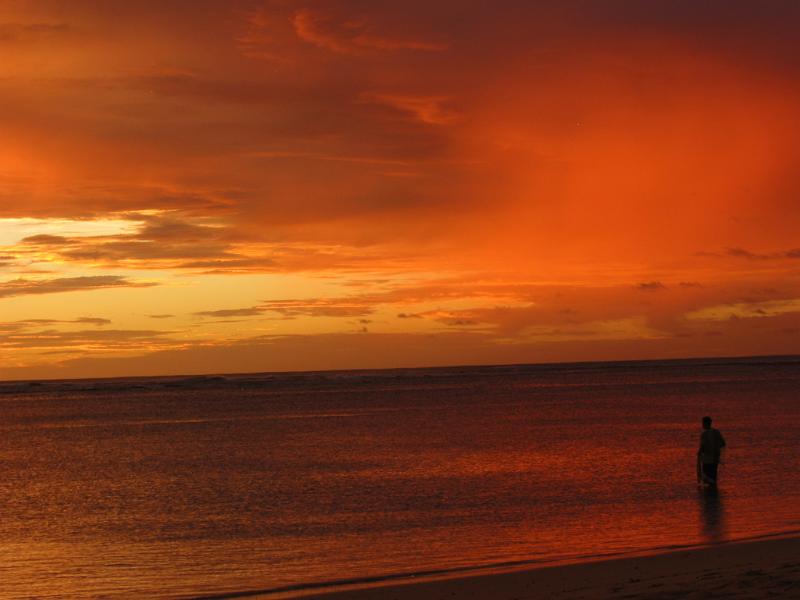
[259,298,374,318]
[61,241,233,261]
[21,234,69,245]
[726,247,771,260]
[723,246,800,261]
[16,317,111,326]
[175,258,275,271]
[445,319,478,327]
[12,212,252,271]
[194,307,264,318]
[0,328,174,350]
[0,276,155,298]
[637,281,667,292]
[76,317,112,326]
[136,217,214,241]
[290,7,447,55]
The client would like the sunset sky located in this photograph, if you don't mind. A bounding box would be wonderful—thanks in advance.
[2,0,800,380]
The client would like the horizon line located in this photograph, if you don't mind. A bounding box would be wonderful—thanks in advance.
[2,352,798,386]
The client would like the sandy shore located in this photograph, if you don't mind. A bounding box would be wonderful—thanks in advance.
[288,535,800,600]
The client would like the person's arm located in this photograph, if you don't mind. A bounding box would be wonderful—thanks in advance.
[718,430,726,448]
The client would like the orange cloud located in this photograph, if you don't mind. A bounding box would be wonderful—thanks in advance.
[362,92,459,125]
[0,276,156,298]
[290,8,446,55]
[1,1,800,377]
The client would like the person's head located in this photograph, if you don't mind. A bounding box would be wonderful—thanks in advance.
[702,416,712,429]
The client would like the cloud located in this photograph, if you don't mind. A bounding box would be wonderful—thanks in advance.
[259,298,374,318]
[76,317,111,326]
[147,314,174,319]
[685,298,800,322]
[362,92,459,125]
[726,247,771,260]
[637,281,667,292]
[0,328,175,350]
[15,317,111,326]
[290,8,446,55]
[7,212,253,271]
[236,9,291,63]
[194,307,264,318]
[0,22,67,43]
[3,1,800,375]
[6,310,800,381]
[0,276,155,299]
[725,246,800,260]
[394,308,484,327]
[21,234,69,245]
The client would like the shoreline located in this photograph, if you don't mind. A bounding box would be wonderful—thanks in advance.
[206,533,800,599]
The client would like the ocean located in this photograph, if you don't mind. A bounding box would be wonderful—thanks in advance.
[1,356,798,598]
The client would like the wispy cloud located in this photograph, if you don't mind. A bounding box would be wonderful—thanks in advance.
[636,281,667,292]
[725,247,800,260]
[15,317,111,326]
[290,8,446,55]
[6,212,250,271]
[0,22,68,43]
[194,307,264,318]
[362,92,459,125]
[0,328,175,350]
[0,276,156,299]
[259,298,374,318]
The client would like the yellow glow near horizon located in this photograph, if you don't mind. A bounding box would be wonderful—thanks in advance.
[686,299,800,322]
[0,217,140,245]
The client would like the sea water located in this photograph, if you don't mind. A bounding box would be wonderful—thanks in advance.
[0,357,798,598]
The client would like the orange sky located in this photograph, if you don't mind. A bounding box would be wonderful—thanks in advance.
[2,0,800,380]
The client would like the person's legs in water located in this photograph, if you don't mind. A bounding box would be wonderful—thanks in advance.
[702,463,718,486]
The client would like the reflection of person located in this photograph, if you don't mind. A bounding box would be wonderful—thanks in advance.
[698,416,726,486]
[698,486,726,542]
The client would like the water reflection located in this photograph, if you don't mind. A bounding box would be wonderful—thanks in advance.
[697,486,727,543]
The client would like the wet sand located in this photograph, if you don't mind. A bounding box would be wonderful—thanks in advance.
[294,535,800,599]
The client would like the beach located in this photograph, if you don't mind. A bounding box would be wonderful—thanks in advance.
[300,535,800,599]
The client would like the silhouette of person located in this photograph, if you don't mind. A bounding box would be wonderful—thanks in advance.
[697,416,726,486]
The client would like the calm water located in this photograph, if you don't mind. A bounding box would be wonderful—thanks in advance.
[1,357,799,598]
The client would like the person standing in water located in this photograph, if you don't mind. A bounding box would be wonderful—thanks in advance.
[698,416,726,486]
